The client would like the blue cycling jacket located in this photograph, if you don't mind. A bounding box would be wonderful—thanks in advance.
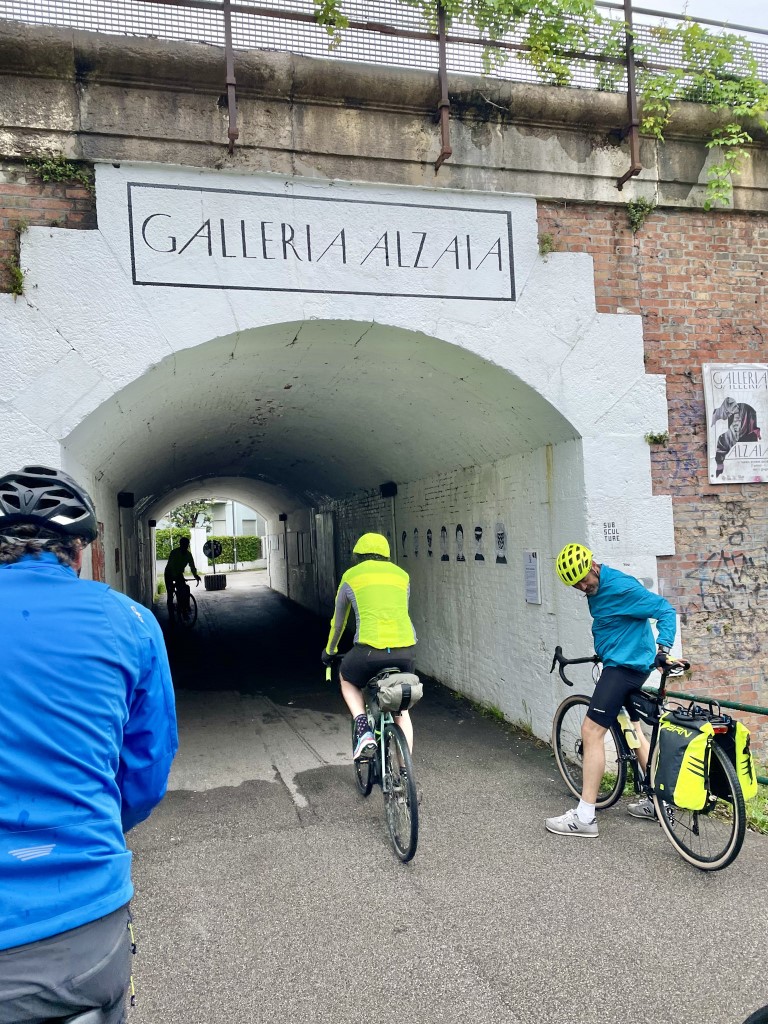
[0,553,178,951]
[588,564,677,672]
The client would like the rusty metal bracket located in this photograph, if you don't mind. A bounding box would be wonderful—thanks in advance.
[616,0,641,189]
[434,2,452,173]
[223,0,239,154]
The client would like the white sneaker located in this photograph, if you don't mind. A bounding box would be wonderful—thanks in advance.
[545,808,598,837]
[628,796,656,820]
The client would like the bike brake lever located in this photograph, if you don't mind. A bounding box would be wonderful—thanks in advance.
[549,645,562,675]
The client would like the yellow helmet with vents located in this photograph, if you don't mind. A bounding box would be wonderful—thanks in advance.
[556,543,594,586]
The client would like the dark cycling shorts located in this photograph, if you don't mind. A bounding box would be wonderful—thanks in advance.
[340,644,416,689]
[586,665,650,729]
[0,904,132,1024]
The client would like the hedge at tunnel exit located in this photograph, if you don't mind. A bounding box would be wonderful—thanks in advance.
[155,529,261,563]
[204,535,262,564]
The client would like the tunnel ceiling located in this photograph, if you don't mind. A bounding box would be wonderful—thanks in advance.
[64,320,579,516]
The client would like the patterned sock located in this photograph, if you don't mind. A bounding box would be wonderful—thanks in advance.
[354,714,369,737]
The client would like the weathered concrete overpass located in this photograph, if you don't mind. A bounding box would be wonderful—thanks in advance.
[1,18,766,210]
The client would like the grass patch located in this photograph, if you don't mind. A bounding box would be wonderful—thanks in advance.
[483,703,506,723]
[746,782,768,835]
[4,258,24,296]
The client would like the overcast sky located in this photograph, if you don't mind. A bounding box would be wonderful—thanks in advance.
[645,0,767,33]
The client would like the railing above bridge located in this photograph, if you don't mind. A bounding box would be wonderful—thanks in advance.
[2,0,767,93]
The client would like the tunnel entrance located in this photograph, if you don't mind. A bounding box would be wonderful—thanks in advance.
[6,162,672,740]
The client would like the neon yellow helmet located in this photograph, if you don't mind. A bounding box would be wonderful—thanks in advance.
[556,543,594,586]
[353,532,390,558]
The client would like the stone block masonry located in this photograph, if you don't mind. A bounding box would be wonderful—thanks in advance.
[539,200,768,754]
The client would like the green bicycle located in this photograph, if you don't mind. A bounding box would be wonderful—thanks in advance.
[327,662,420,862]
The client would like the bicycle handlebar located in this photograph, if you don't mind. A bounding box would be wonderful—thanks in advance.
[549,646,599,687]
[550,646,690,691]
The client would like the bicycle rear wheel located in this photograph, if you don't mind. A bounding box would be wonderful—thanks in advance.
[552,694,627,809]
[178,594,197,628]
[382,723,418,862]
[653,742,746,871]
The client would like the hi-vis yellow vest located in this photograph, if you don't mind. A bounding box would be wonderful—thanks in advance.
[326,559,417,653]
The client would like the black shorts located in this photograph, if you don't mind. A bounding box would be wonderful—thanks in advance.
[587,665,650,729]
[340,644,416,688]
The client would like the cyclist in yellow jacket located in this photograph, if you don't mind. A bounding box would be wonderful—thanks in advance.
[322,532,417,761]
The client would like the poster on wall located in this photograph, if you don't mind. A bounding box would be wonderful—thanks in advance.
[703,363,768,483]
[523,550,541,604]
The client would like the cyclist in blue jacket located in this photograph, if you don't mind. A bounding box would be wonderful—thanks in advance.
[545,542,679,838]
[0,466,178,1023]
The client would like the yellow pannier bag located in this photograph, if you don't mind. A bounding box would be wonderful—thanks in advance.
[654,711,714,811]
[712,718,758,802]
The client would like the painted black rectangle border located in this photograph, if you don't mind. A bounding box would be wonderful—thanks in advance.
[126,181,516,301]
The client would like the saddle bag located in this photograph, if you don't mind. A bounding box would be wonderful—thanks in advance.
[370,673,424,714]
[711,718,758,802]
[653,710,714,811]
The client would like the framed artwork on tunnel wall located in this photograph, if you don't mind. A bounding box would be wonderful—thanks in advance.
[703,363,768,484]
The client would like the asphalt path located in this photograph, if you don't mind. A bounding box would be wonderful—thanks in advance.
[131,572,768,1024]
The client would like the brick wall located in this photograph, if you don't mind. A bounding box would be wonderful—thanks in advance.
[0,160,96,293]
[539,201,768,750]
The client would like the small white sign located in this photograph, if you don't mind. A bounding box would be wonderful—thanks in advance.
[524,550,541,604]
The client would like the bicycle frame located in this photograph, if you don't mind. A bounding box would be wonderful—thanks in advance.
[549,645,683,802]
[365,696,396,793]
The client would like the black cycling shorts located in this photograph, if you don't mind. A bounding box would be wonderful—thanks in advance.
[340,644,416,688]
[587,665,650,729]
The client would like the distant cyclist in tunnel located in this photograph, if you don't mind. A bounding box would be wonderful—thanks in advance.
[164,535,201,623]
[545,542,679,838]
[0,465,178,1022]
[322,532,418,761]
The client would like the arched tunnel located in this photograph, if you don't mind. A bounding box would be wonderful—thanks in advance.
[59,317,586,754]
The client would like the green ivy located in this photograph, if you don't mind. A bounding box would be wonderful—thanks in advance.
[4,258,24,297]
[311,1,768,208]
[26,155,95,194]
[626,197,655,234]
[538,232,555,256]
[3,219,29,297]
[644,430,670,446]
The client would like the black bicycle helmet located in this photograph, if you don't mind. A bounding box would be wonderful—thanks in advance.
[0,465,98,543]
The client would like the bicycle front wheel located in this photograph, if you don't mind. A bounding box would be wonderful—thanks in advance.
[382,723,418,862]
[178,594,198,628]
[552,694,627,809]
[653,742,746,871]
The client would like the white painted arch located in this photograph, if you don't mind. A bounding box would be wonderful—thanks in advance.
[0,163,675,732]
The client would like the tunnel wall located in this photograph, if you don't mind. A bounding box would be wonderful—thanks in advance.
[268,437,608,741]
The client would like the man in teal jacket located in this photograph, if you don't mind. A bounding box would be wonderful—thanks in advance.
[0,466,178,1022]
[546,543,678,838]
